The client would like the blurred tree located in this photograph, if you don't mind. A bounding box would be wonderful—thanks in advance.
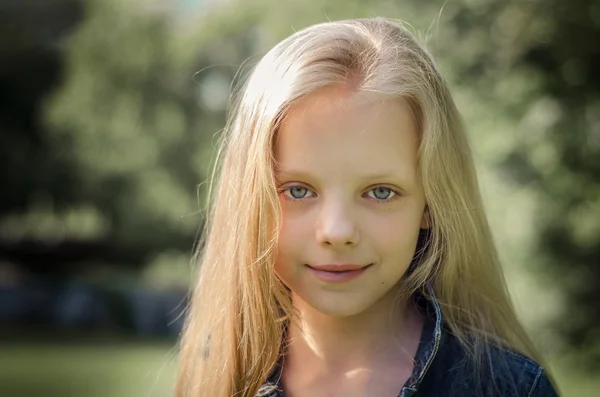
[497,0,600,364]
[0,0,89,275]
[0,0,83,215]
[0,0,250,275]
[43,0,206,259]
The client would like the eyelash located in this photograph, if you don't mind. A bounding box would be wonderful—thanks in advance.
[277,185,401,203]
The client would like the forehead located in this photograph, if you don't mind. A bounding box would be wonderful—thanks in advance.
[274,86,420,181]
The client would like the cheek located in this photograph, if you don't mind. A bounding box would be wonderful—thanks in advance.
[274,211,312,275]
[367,210,422,255]
[277,205,316,247]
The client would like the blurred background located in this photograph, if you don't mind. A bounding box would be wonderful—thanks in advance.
[0,0,598,396]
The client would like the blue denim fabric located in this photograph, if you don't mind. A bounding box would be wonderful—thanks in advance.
[259,286,559,397]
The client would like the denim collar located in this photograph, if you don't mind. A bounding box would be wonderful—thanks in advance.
[400,284,443,395]
[259,285,444,397]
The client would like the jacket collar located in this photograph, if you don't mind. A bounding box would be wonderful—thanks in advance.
[400,284,443,394]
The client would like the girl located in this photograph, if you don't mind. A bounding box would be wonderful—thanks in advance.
[174,17,559,397]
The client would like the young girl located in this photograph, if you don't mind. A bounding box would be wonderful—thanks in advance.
[174,18,559,397]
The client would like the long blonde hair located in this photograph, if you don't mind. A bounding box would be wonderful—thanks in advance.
[175,17,547,397]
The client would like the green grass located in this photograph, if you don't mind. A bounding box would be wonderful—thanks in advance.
[0,342,179,397]
[0,342,598,397]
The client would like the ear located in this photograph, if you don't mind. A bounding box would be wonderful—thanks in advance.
[420,205,431,229]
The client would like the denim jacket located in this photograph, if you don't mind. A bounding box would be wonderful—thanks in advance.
[258,286,559,397]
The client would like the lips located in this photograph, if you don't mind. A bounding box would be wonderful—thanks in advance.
[307,263,372,283]
[309,264,370,272]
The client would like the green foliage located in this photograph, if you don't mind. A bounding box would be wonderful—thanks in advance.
[43,0,224,256]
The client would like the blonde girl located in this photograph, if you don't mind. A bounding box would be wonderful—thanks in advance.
[175,17,559,397]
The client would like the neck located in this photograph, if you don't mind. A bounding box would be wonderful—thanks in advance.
[283,287,423,376]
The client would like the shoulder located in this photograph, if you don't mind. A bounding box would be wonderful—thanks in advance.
[421,328,559,397]
[485,343,558,397]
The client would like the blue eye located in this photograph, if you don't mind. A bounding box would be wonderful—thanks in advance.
[290,186,308,199]
[367,187,397,201]
[281,186,314,200]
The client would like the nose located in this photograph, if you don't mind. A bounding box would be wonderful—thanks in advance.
[316,196,360,249]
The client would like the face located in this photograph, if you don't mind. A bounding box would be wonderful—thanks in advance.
[273,85,429,318]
